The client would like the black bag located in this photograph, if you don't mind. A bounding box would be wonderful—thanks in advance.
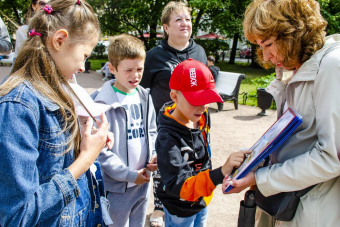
[255,185,315,221]
[238,190,256,227]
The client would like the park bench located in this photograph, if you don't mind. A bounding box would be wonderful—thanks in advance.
[215,71,245,110]
[0,52,15,65]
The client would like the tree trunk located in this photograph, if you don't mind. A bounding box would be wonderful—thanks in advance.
[12,5,22,25]
[138,32,149,50]
[148,22,158,51]
[229,33,239,65]
[192,9,205,37]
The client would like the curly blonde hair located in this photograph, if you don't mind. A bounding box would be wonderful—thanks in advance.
[243,0,327,69]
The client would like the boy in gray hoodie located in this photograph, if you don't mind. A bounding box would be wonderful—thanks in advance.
[92,34,158,227]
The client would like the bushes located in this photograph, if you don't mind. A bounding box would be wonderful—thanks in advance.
[251,72,276,89]
[194,39,229,57]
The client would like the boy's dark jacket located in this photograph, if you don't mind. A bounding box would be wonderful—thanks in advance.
[156,102,224,217]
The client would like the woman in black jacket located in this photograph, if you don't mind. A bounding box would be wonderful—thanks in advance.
[140,1,207,226]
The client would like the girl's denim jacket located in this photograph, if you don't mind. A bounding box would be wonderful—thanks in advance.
[0,81,104,226]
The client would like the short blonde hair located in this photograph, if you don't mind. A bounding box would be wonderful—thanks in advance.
[161,1,192,39]
[243,0,327,69]
[108,34,146,70]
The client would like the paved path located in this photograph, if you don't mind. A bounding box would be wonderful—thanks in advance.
[0,66,276,226]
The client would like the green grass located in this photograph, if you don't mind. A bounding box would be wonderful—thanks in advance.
[88,58,108,70]
[215,61,275,107]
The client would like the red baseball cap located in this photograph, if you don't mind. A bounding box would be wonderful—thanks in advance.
[169,59,223,106]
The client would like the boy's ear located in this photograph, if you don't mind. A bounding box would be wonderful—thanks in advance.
[50,29,69,51]
[108,62,117,74]
[170,90,178,103]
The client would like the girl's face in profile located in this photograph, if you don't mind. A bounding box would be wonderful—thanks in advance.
[255,37,285,69]
[48,30,98,80]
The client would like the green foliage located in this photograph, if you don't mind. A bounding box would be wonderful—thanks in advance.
[195,39,229,56]
[93,43,106,57]
[87,0,166,50]
[251,73,276,89]
[0,0,30,35]
[207,0,251,37]
[318,0,340,35]
[187,0,224,36]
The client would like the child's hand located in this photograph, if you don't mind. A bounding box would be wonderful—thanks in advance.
[79,113,108,160]
[106,130,114,150]
[79,115,114,150]
[146,155,158,172]
[134,168,150,185]
[221,150,251,176]
[69,113,109,179]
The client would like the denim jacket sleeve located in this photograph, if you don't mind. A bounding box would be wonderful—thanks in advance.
[0,101,80,226]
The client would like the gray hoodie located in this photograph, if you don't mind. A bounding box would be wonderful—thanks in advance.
[92,80,157,193]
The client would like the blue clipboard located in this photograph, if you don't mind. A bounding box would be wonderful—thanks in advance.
[224,108,302,193]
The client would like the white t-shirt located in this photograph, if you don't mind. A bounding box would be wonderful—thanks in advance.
[113,86,148,187]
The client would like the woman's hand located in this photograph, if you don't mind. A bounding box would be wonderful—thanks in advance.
[222,171,256,194]
[68,113,109,179]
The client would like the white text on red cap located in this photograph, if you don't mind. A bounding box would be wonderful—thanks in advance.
[189,68,197,87]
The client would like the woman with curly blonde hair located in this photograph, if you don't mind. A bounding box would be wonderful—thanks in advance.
[223,0,340,226]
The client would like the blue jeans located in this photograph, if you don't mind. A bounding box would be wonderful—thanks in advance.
[164,206,208,227]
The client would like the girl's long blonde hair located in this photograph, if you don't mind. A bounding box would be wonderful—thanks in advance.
[0,0,100,157]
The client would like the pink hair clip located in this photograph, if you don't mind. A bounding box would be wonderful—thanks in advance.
[28,29,42,37]
[76,0,81,5]
[43,4,53,14]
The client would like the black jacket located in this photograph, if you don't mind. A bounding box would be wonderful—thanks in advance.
[140,39,207,117]
[209,65,220,80]
[156,102,224,217]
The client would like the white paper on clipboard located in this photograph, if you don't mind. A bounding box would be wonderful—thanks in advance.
[69,82,111,117]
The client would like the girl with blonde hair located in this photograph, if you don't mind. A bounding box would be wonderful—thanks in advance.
[0,0,113,226]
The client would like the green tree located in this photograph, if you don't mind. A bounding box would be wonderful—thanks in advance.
[88,0,167,50]
[88,0,226,50]
[0,0,30,35]
[318,0,340,35]
[207,0,251,65]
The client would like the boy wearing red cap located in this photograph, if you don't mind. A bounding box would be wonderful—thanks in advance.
[156,59,248,226]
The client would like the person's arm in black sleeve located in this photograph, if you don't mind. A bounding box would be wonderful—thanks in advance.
[209,66,218,80]
[141,66,153,89]
[156,132,224,201]
[140,51,154,89]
